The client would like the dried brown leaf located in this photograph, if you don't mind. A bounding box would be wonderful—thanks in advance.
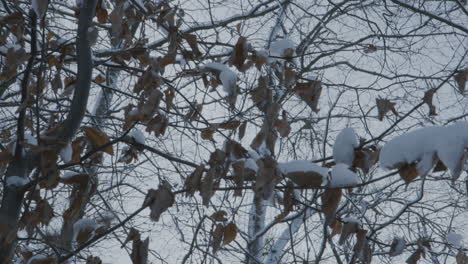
[211,223,223,253]
[322,188,342,226]
[131,237,149,264]
[331,220,342,237]
[293,81,322,112]
[338,221,358,245]
[210,211,228,222]
[454,69,467,94]
[143,182,175,222]
[184,165,204,197]
[223,222,237,245]
[399,162,419,184]
[238,121,247,140]
[230,36,248,71]
[86,256,102,264]
[82,126,113,155]
[423,88,437,116]
[376,98,397,121]
[286,171,323,188]
[457,249,468,264]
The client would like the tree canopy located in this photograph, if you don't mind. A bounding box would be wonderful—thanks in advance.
[0,0,467,263]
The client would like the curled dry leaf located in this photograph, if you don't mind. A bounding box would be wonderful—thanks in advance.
[35,200,54,226]
[184,165,204,197]
[274,110,291,137]
[211,223,223,253]
[389,237,406,257]
[454,69,467,94]
[238,120,247,140]
[131,237,149,264]
[86,256,102,264]
[28,256,58,264]
[223,222,237,245]
[201,126,217,141]
[122,228,141,248]
[219,120,241,130]
[82,126,114,155]
[200,167,217,206]
[143,182,175,222]
[230,36,248,71]
[275,181,295,221]
[293,81,322,112]
[398,162,419,184]
[330,220,342,237]
[71,136,86,163]
[146,114,169,137]
[353,146,380,175]
[182,33,201,58]
[376,98,397,121]
[321,188,342,226]
[286,171,323,188]
[423,88,437,116]
[457,249,468,264]
[338,221,359,245]
[210,210,228,222]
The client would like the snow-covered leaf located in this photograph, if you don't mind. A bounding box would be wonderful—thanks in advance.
[333,128,359,166]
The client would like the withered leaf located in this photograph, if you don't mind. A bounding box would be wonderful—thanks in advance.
[59,173,89,185]
[28,256,58,264]
[353,229,368,256]
[353,146,380,175]
[210,210,228,222]
[96,6,108,24]
[182,33,201,58]
[143,182,175,222]
[200,167,216,206]
[86,256,102,264]
[230,36,248,71]
[211,223,223,253]
[457,249,468,264]
[274,119,291,138]
[286,171,323,188]
[223,222,237,245]
[184,165,204,197]
[164,88,175,111]
[122,228,141,248]
[454,69,467,94]
[330,220,342,237]
[376,98,397,121]
[82,126,114,155]
[364,44,377,53]
[94,74,106,84]
[293,81,322,112]
[76,223,97,245]
[131,237,149,264]
[423,88,437,116]
[275,181,295,221]
[322,188,342,226]
[406,248,423,264]
[146,114,169,137]
[399,162,419,184]
[71,136,86,163]
[201,126,216,141]
[389,237,406,257]
[238,121,247,140]
[36,200,54,226]
[338,221,359,245]
[219,120,241,130]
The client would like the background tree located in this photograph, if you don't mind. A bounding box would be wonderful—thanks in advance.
[0,0,467,263]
